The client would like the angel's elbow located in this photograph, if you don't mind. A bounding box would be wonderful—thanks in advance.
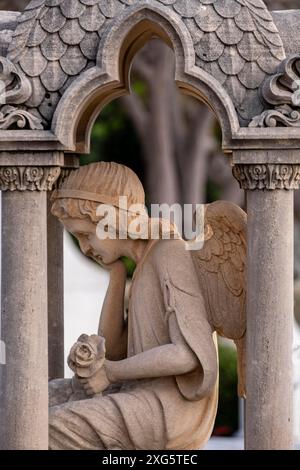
[176,345,199,374]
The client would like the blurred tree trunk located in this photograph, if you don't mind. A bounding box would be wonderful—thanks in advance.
[121,40,217,207]
[121,0,298,207]
[264,0,299,9]
[0,0,29,10]
[121,39,242,208]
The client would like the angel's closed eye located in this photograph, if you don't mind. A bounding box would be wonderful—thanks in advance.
[77,232,91,240]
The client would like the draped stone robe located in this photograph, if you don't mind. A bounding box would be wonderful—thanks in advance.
[49,239,218,450]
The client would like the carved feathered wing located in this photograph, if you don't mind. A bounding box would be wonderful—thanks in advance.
[6,0,285,129]
[191,201,247,398]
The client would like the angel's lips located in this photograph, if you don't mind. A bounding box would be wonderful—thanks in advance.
[88,252,106,266]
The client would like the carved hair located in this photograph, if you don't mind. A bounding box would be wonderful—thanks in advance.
[52,161,145,220]
[51,162,178,239]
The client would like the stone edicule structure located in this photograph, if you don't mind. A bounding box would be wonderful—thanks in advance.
[0,0,300,450]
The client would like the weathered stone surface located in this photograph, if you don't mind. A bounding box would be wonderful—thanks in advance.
[80,32,100,61]
[78,5,105,32]
[233,164,300,191]
[19,47,47,77]
[0,3,298,454]
[38,90,60,120]
[245,189,294,450]
[40,7,66,34]
[272,9,300,57]
[218,46,245,76]
[0,189,49,449]
[47,192,64,381]
[59,46,87,75]
[48,161,246,449]
[0,165,60,191]
[2,0,285,129]
[41,33,67,61]
[41,60,68,92]
[24,76,46,108]
[224,76,246,107]
[0,57,44,130]
[59,19,85,46]
[250,55,300,128]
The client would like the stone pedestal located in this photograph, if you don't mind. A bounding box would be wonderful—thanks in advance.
[0,166,60,450]
[233,163,298,450]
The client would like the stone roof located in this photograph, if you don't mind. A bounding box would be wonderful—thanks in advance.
[0,0,287,129]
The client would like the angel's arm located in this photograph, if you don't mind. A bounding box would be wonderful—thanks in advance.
[98,260,128,361]
[105,313,198,383]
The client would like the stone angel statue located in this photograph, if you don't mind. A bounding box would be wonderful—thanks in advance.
[49,162,246,450]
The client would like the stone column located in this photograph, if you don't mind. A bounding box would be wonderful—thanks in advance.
[47,163,77,380]
[0,165,60,450]
[233,163,300,450]
[47,194,64,380]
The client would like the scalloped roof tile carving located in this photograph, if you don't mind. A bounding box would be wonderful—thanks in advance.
[7,0,286,128]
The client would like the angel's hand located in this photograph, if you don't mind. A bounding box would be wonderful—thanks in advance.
[78,365,110,396]
[97,258,127,274]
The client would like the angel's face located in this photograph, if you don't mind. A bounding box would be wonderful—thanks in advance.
[62,217,125,267]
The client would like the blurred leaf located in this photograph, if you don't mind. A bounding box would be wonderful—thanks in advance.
[213,342,239,436]
[207,180,222,203]
[80,100,144,183]
[121,257,136,278]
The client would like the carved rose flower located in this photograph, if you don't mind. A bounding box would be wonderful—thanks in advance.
[67,334,106,378]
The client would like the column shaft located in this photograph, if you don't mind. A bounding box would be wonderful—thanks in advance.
[47,194,64,380]
[0,190,48,450]
[246,189,294,450]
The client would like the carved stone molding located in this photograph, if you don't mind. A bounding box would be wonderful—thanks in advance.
[233,164,300,190]
[4,0,284,129]
[0,57,44,130]
[0,166,61,191]
[250,54,300,128]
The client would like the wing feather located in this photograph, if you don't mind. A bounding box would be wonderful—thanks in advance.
[191,201,247,397]
[191,200,247,340]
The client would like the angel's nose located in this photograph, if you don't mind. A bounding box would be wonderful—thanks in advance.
[79,239,91,256]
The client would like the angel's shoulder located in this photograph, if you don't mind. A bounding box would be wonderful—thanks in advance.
[149,239,198,287]
[150,238,189,264]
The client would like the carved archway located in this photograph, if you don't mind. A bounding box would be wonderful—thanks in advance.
[1,0,288,151]
[52,5,240,153]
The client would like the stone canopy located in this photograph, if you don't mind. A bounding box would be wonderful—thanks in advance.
[1,0,300,155]
[3,0,287,127]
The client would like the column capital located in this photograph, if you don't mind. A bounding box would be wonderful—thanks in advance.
[0,166,61,191]
[232,164,300,191]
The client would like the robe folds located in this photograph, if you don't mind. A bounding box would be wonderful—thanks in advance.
[49,239,218,450]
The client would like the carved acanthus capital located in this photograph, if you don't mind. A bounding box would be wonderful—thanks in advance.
[0,166,61,191]
[233,164,300,191]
